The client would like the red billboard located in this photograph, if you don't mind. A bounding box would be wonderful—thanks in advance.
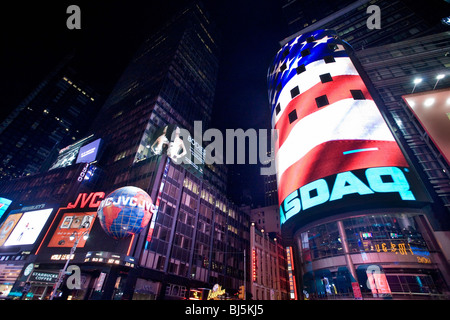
[47,211,96,248]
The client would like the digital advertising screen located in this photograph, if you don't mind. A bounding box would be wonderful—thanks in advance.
[48,211,96,248]
[3,208,53,246]
[403,88,450,166]
[49,135,95,170]
[76,138,102,164]
[0,213,23,246]
[0,197,12,221]
[267,30,426,229]
[149,124,204,177]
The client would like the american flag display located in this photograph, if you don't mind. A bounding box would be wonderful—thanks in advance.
[267,30,410,217]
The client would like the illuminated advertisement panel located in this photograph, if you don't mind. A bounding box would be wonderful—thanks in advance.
[403,89,450,166]
[76,138,102,164]
[0,197,12,221]
[49,135,94,170]
[286,246,298,300]
[3,209,53,246]
[267,30,424,227]
[47,211,96,248]
[0,213,23,246]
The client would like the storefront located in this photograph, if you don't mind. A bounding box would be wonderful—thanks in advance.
[25,269,59,300]
[295,211,449,299]
[4,248,138,300]
[0,262,24,299]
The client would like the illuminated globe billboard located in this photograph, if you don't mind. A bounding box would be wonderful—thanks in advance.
[97,186,154,239]
[267,30,427,235]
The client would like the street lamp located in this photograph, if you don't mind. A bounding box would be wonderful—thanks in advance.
[49,230,89,300]
[433,74,445,89]
[69,231,89,242]
[411,77,422,93]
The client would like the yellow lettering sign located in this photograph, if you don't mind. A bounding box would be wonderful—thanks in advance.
[207,284,226,300]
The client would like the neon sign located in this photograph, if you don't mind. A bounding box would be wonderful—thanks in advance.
[207,284,226,300]
[67,192,105,209]
[252,248,257,282]
[286,246,297,300]
[280,166,416,225]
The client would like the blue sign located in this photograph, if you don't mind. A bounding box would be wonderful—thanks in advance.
[76,138,102,164]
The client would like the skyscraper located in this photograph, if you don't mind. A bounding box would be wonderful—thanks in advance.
[0,57,102,181]
[0,2,251,300]
[87,1,221,190]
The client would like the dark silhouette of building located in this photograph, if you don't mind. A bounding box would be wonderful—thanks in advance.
[0,56,102,181]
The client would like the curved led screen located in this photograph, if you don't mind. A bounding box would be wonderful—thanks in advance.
[267,30,424,227]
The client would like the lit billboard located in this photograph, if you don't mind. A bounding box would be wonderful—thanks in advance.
[76,138,102,164]
[0,213,23,246]
[0,197,12,221]
[403,88,450,166]
[2,208,53,246]
[267,30,425,228]
[47,212,96,248]
[35,191,140,261]
[149,124,204,177]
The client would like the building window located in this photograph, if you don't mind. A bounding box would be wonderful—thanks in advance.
[290,86,300,98]
[306,36,315,43]
[315,95,329,108]
[301,49,311,57]
[280,63,287,72]
[114,151,127,162]
[282,48,290,58]
[319,73,333,83]
[275,104,281,115]
[288,110,298,124]
[350,89,366,100]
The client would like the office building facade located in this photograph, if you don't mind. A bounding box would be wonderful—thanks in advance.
[0,3,250,300]
[251,205,281,235]
[249,221,289,300]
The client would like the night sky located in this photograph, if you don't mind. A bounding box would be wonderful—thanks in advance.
[0,0,289,206]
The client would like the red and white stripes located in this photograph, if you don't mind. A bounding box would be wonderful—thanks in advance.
[273,52,408,204]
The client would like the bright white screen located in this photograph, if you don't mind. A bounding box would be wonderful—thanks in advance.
[4,208,53,246]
